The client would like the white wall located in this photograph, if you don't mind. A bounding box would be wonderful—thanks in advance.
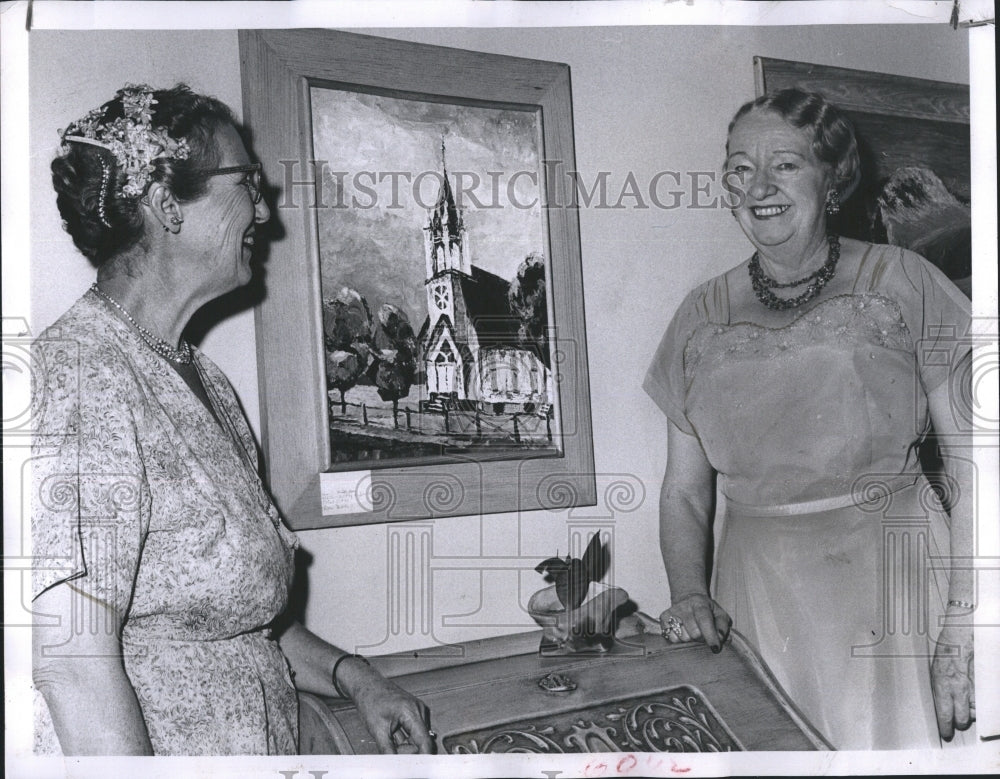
[28,25,969,655]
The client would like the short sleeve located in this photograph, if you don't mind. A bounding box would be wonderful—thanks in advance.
[643,288,710,434]
[868,246,972,394]
[31,333,150,611]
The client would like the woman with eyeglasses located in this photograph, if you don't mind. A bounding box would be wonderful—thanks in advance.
[31,84,433,756]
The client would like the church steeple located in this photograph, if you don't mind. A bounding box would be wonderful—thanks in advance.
[424,136,472,280]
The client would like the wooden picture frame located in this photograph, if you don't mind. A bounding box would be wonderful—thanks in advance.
[239,30,595,529]
[755,57,971,292]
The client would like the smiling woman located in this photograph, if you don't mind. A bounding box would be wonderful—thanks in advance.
[646,88,974,750]
[195,158,266,282]
[176,125,269,295]
[726,113,832,261]
[31,84,433,756]
[723,90,859,291]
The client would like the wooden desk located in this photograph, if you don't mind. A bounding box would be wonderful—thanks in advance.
[298,620,831,754]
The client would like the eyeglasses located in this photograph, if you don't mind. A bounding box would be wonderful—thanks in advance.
[197,163,263,204]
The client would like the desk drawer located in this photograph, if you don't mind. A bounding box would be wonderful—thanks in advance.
[301,629,829,754]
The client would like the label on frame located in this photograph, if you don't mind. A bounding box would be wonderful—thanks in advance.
[320,470,374,515]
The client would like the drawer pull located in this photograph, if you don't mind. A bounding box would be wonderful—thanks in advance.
[538,672,577,692]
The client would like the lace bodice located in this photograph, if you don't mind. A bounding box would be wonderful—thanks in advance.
[684,294,913,377]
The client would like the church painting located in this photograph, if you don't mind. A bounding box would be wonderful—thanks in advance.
[310,86,560,470]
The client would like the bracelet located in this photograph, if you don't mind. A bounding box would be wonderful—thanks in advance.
[331,653,370,698]
[947,600,975,610]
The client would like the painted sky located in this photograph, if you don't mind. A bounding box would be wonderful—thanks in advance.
[311,86,546,329]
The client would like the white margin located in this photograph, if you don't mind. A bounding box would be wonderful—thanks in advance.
[4,2,998,778]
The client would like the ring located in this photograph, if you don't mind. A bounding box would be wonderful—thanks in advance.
[662,615,683,638]
[428,730,437,738]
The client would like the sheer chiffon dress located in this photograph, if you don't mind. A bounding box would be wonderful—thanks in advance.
[644,243,972,749]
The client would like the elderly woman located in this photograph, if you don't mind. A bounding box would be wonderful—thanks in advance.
[645,88,974,749]
[31,84,433,756]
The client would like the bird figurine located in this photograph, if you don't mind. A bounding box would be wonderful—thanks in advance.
[530,532,630,655]
[535,531,610,611]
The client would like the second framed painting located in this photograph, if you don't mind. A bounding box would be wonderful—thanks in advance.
[240,30,595,528]
[755,57,971,296]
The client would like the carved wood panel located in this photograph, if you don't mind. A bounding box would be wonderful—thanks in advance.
[444,686,742,753]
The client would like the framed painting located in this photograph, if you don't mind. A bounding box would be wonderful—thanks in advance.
[239,30,595,528]
[755,57,971,296]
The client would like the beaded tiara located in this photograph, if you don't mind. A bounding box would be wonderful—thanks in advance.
[60,84,191,199]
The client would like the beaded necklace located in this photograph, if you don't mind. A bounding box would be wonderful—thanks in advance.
[91,283,192,364]
[748,234,840,311]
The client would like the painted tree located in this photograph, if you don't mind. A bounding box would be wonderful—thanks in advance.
[322,287,373,414]
[508,252,548,363]
[371,303,418,427]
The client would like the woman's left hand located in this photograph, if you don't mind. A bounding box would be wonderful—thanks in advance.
[343,659,435,754]
[931,620,975,740]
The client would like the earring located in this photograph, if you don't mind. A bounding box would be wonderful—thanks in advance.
[169,216,183,225]
[162,225,169,232]
[825,189,841,216]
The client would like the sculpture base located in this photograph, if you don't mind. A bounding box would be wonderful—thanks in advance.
[528,582,629,655]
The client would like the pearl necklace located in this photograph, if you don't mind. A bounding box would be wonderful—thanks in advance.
[91,283,193,364]
[748,234,840,311]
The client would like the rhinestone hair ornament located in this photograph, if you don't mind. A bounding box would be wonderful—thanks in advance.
[60,85,191,201]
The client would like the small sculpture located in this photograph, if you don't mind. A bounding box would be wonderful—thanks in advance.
[529,533,628,655]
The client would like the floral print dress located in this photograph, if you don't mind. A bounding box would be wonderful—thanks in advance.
[32,290,300,755]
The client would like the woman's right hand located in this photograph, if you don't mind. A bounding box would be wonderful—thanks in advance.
[340,658,435,754]
[659,593,732,653]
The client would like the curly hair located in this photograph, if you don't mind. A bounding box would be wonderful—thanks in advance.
[726,87,861,198]
[51,84,236,266]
